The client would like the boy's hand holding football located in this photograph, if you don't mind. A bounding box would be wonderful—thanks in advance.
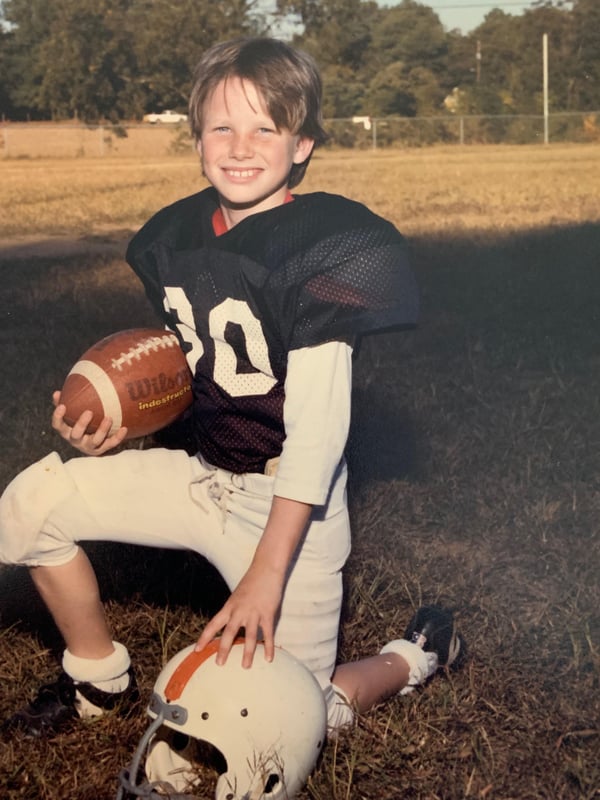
[52,391,128,456]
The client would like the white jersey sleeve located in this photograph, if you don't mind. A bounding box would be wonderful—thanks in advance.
[273,341,352,506]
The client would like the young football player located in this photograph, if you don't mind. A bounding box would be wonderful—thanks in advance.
[0,36,461,782]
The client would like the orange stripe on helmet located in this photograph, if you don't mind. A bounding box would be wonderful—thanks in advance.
[165,638,246,702]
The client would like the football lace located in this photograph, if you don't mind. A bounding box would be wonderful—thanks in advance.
[110,334,179,371]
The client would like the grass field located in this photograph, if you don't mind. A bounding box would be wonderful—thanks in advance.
[2,143,600,240]
[0,145,599,799]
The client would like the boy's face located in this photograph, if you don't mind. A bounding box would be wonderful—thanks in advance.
[197,77,314,228]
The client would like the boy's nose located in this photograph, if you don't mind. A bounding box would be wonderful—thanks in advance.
[230,133,253,158]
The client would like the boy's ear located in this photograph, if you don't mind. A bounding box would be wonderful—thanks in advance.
[293,137,315,165]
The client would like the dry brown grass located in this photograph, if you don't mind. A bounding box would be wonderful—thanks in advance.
[2,144,600,239]
[0,122,193,161]
[0,146,599,799]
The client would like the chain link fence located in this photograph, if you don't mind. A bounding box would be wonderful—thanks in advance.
[330,111,600,148]
[1,112,598,158]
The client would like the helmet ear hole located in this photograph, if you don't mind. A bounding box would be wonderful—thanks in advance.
[194,738,227,775]
[171,732,189,752]
[264,773,280,793]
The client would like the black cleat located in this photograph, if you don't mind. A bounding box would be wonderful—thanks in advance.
[403,605,463,669]
[4,666,139,738]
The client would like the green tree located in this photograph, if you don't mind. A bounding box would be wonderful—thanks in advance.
[366,61,415,117]
[3,0,598,124]
[1,0,55,114]
[321,64,365,117]
[279,0,378,71]
[408,65,444,115]
[129,0,262,114]
[368,0,447,78]
[469,10,523,112]
[0,26,17,118]
[1,0,262,121]
[570,0,600,108]
[516,3,573,112]
[33,0,137,120]
[359,1,448,116]
[444,30,481,94]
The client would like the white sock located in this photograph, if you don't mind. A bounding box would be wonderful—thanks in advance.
[62,641,131,693]
[325,683,355,731]
[380,639,438,695]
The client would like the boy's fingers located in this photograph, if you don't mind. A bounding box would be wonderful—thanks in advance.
[215,613,247,665]
[195,610,228,653]
[262,628,275,663]
[242,629,258,669]
[69,410,94,439]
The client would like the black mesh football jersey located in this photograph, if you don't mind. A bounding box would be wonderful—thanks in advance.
[126,187,418,473]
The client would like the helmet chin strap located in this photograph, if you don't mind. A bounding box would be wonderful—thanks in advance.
[115,705,195,800]
[116,710,165,799]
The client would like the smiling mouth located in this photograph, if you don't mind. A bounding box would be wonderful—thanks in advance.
[223,168,262,179]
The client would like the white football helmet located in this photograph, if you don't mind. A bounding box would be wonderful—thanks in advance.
[116,640,327,800]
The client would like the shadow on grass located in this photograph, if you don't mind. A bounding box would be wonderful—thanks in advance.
[0,548,231,653]
[1,220,599,658]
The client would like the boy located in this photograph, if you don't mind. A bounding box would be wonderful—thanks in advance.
[0,36,461,778]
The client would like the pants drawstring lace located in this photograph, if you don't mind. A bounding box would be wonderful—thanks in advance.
[188,469,231,525]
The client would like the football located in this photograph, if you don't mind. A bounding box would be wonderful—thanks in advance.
[59,328,193,439]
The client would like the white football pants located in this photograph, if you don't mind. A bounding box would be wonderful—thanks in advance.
[0,447,354,728]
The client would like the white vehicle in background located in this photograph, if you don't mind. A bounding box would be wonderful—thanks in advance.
[143,109,188,124]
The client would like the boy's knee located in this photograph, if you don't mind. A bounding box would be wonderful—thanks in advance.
[0,452,77,566]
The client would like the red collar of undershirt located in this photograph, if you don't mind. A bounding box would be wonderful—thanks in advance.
[211,192,294,236]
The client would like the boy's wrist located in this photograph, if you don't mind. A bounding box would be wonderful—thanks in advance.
[250,554,288,581]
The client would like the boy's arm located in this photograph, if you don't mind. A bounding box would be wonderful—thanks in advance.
[195,341,353,666]
[274,340,353,504]
[195,495,312,668]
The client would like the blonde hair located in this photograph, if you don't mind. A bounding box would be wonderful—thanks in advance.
[189,38,327,188]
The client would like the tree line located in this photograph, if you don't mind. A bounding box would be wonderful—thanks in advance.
[0,0,598,123]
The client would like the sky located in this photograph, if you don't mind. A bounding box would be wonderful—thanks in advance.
[407,1,535,33]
